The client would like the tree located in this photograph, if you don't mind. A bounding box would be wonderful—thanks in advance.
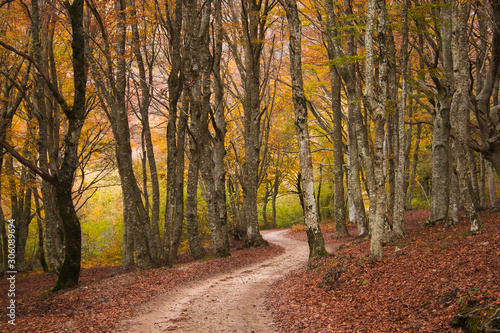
[1,0,89,290]
[283,0,327,258]
[322,0,349,238]
[87,0,153,268]
[450,0,481,231]
[0,50,31,273]
[156,0,187,266]
[364,0,389,259]
[392,0,409,237]
[230,0,273,247]
[468,1,500,188]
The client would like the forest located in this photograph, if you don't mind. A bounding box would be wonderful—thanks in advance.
[0,0,500,331]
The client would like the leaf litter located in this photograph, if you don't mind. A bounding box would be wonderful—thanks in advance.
[267,209,500,332]
[1,208,499,332]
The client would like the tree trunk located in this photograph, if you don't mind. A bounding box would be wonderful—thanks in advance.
[470,1,500,199]
[185,138,206,260]
[479,154,487,208]
[263,181,271,228]
[447,141,460,226]
[393,0,409,237]
[485,158,498,204]
[331,67,349,238]
[316,166,322,223]
[240,0,269,248]
[34,192,48,272]
[167,104,188,265]
[130,0,161,263]
[271,171,279,229]
[184,33,206,259]
[365,0,389,259]
[162,0,184,266]
[468,148,482,209]
[451,1,481,231]
[283,0,327,258]
[213,0,230,248]
[428,105,451,225]
[88,0,153,269]
[347,122,368,237]
[406,124,421,210]
[52,0,88,290]
[427,0,453,225]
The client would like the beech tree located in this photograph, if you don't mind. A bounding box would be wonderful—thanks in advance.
[1,0,88,290]
[228,0,273,247]
[154,0,186,266]
[87,0,153,269]
[450,0,481,231]
[364,0,389,259]
[282,0,327,258]
[392,0,409,237]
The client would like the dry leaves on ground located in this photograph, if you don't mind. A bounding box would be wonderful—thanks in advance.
[267,209,500,333]
[0,241,282,333]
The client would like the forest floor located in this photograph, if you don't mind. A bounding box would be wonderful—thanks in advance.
[269,209,500,332]
[0,208,499,332]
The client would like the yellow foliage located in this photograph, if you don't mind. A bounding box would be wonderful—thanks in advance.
[291,224,306,232]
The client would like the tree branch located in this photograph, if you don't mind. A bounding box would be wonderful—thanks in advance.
[0,140,56,183]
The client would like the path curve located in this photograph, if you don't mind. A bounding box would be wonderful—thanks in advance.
[114,229,311,332]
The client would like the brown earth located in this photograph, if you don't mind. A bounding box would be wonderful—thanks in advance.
[1,208,499,332]
[268,209,500,332]
[0,239,283,332]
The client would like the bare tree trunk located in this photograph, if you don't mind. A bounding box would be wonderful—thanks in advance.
[184,24,207,259]
[347,123,368,237]
[485,158,498,204]
[447,141,460,226]
[480,153,487,208]
[33,193,48,272]
[271,171,280,229]
[239,0,270,248]
[53,0,88,290]
[393,0,409,237]
[168,104,188,265]
[88,0,153,269]
[283,0,327,258]
[331,69,348,238]
[316,166,322,223]
[451,1,481,231]
[427,0,452,226]
[263,181,270,228]
[468,148,481,209]
[213,0,230,248]
[406,124,421,210]
[130,0,161,263]
[470,1,500,191]
[161,0,184,266]
[185,138,206,260]
[322,0,357,238]
[31,2,64,273]
[364,0,389,259]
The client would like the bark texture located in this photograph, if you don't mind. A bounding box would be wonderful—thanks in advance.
[283,0,327,258]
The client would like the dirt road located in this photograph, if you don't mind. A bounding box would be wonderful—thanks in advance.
[115,229,310,332]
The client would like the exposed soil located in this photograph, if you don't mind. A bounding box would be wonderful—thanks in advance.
[0,239,283,332]
[114,229,311,332]
[1,209,499,332]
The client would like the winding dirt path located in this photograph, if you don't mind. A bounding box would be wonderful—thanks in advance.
[114,229,312,332]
